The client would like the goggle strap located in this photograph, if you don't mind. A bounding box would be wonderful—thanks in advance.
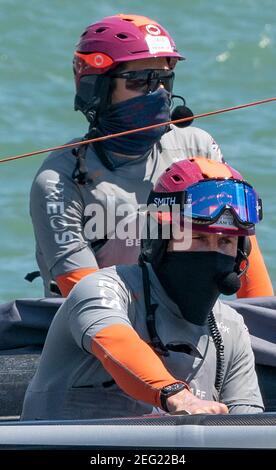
[191,206,255,229]
[147,191,184,208]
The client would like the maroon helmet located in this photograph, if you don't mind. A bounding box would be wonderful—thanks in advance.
[73,14,183,122]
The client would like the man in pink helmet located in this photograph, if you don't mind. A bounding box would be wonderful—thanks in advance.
[22,158,263,420]
[29,13,273,298]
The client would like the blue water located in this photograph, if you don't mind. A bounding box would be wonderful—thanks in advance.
[0,0,275,301]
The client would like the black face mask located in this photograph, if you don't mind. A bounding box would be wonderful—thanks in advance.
[97,88,171,156]
[155,251,240,325]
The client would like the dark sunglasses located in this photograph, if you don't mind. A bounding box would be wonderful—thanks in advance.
[110,69,175,94]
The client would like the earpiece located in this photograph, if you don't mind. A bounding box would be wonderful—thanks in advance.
[243,236,252,257]
[235,236,251,276]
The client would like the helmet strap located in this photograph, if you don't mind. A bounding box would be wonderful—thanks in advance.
[72,120,118,185]
[139,257,169,356]
[74,75,113,125]
[72,143,89,185]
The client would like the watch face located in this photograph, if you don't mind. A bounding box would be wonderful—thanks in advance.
[162,383,185,396]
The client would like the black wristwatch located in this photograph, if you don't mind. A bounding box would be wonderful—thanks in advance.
[160,383,187,412]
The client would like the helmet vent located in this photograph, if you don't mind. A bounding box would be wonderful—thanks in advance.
[116,33,129,39]
[172,174,183,182]
[95,27,108,33]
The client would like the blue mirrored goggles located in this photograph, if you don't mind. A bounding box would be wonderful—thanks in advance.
[148,179,262,227]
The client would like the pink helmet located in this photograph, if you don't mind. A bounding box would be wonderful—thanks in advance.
[73,14,183,122]
[141,157,262,268]
[155,156,242,191]
[153,157,262,236]
[74,13,183,86]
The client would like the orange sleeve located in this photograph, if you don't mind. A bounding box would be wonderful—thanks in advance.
[92,324,188,408]
[237,235,274,298]
[56,268,98,297]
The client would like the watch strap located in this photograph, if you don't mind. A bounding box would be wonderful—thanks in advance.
[160,382,187,412]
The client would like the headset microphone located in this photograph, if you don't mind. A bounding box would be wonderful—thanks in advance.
[171,95,194,127]
[216,272,241,295]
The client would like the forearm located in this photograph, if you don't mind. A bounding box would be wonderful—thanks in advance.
[92,323,228,414]
[91,323,183,408]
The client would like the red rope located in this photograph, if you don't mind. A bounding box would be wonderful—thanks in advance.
[0,97,275,164]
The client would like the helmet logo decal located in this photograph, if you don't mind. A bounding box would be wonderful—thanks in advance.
[145,35,174,55]
[74,52,113,70]
[146,24,161,35]
[153,196,177,206]
[94,54,104,67]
